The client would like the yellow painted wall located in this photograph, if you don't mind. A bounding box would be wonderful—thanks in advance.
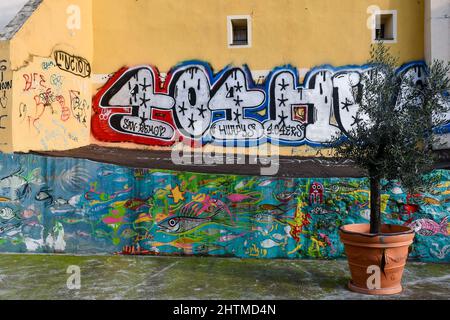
[89,0,425,156]
[92,0,425,73]
[9,0,93,152]
[0,41,12,153]
[3,0,426,155]
[12,54,91,151]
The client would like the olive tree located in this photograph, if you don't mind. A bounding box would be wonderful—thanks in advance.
[333,43,450,233]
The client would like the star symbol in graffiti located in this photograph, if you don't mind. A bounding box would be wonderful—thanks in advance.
[197,105,207,118]
[351,115,363,127]
[178,102,188,116]
[278,94,288,107]
[341,98,354,112]
[233,95,243,107]
[139,78,152,92]
[139,93,151,107]
[233,109,242,123]
[278,110,289,127]
[278,78,289,91]
[188,113,197,130]
[234,82,243,93]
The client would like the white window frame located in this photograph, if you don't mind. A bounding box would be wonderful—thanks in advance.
[372,10,398,44]
[227,15,252,49]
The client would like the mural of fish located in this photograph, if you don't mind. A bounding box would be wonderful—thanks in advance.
[0,153,447,262]
[408,217,449,236]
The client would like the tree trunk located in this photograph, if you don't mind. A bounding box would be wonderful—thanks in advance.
[370,175,382,234]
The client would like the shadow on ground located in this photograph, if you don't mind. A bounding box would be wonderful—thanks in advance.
[0,254,448,300]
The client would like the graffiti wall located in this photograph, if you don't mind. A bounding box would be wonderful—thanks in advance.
[0,153,448,262]
[92,61,450,148]
[11,50,91,151]
[0,44,12,151]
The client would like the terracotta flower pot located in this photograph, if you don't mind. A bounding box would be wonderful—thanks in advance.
[339,224,415,295]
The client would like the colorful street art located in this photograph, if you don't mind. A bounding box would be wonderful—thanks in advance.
[92,61,450,147]
[0,153,449,262]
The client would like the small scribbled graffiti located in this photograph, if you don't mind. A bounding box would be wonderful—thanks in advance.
[0,153,448,262]
[14,52,91,151]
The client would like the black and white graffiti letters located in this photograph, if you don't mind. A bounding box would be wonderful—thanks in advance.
[99,66,175,140]
[169,65,212,138]
[93,61,449,147]
[302,71,340,143]
[209,68,266,141]
[0,59,12,91]
[264,70,311,142]
[331,71,364,135]
[54,51,91,78]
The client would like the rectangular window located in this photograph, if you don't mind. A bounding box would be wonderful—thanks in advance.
[228,15,252,48]
[373,10,397,43]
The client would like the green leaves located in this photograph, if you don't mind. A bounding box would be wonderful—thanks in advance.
[333,42,450,194]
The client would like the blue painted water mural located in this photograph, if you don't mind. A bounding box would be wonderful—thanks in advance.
[0,153,448,262]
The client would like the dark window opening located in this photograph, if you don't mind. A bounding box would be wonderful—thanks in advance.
[375,13,395,41]
[231,19,248,46]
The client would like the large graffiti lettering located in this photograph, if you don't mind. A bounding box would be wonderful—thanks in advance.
[93,61,450,147]
[0,153,448,262]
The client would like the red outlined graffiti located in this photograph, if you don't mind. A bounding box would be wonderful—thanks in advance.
[92,66,178,147]
[56,95,70,122]
[92,61,444,148]
[23,73,47,92]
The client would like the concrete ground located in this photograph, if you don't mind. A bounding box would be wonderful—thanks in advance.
[0,254,448,300]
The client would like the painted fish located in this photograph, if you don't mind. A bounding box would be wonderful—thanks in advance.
[125,198,153,211]
[62,218,85,224]
[261,239,282,249]
[259,204,286,214]
[135,213,153,224]
[227,194,255,203]
[158,216,210,234]
[253,213,276,224]
[408,217,448,236]
[0,207,16,220]
[258,179,276,187]
[0,170,31,201]
[120,228,137,239]
[253,213,287,224]
[98,167,115,177]
[56,165,89,193]
[0,222,21,235]
[35,188,53,204]
[275,192,297,203]
[103,216,124,225]
[272,233,286,241]
[310,207,338,215]
[218,233,244,242]
[114,177,128,183]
